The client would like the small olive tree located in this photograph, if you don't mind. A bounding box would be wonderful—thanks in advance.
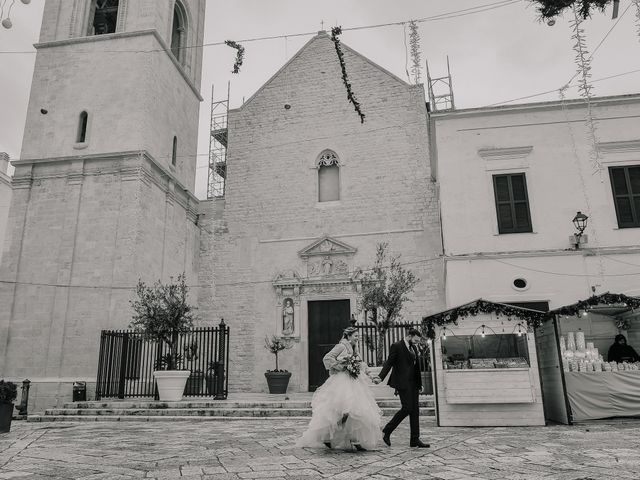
[264,335,293,372]
[130,273,196,370]
[359,243,419,364]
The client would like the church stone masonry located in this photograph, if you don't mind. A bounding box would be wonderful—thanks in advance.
[197,32,446,395]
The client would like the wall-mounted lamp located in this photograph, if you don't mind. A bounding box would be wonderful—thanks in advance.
[570,211,589,250]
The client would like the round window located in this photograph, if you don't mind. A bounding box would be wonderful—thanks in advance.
[513,278,528,290]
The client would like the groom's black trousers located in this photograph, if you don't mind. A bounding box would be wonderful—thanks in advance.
[383,384,420,441]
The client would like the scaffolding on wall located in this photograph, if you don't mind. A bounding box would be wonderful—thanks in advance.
[426,57,455,112]
[207,83,229,199]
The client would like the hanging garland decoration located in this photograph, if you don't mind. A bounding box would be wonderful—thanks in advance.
[330,26,366,124]
[547,292,640,318]
[408,20,422,85]
[634,0,640,40]
[531,0,611,20]
[422,300,546,340]
[224,40,245,74]
[570,4,603,176]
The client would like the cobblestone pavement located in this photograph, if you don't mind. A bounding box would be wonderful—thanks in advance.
[1,418,639,480]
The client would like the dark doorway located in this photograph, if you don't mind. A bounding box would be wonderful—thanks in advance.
[308,299,351,391]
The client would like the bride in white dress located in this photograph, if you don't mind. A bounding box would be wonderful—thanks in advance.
[297,327,383,451]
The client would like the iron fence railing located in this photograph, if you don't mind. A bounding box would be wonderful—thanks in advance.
[353,321,430,371]
[95,320,229,400]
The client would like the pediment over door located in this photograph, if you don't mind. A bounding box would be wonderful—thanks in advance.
[297,237,357,279]
[298,237,357,258]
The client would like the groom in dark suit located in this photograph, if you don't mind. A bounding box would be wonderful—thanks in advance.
[374,327,429,448]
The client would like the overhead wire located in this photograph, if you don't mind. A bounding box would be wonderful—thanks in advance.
[0,0,522,55]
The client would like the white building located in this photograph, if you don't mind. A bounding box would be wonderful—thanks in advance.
[433,94,640,310]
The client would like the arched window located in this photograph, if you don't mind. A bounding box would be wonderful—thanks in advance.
[172,136,178,166]
[77,111,88,143]
[89,0,119,35]
[317,150,340,202]
[171,1,187,65]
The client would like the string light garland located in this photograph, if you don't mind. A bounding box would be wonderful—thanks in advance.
[408,20,422,85]
[423,293,640,340]
[331,26,366,124]
[635,0,640,39]
[224,40,245,74]
[570,5,603,177]
[549,292,640,318]
[422,299,546,340]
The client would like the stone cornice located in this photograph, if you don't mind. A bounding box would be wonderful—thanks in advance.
[477,146,533,161]
[597,139,640,155]
[445,245,640,260]
[11,150,200,219]
[34,29,203,101]
[0,172,10,187]
[431,94,640,120]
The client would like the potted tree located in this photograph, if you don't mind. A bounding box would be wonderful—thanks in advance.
[0,380,18,433]
[130,273,196,401]
[264,335,293,394]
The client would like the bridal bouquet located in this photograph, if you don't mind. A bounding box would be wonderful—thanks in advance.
[344,355,361,379]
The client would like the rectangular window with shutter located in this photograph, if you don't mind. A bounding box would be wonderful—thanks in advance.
[493,173,533,234]
[609,166,640,228]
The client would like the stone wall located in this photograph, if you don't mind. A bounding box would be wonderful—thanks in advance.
[198,33,445,393]
[0,153,199,413]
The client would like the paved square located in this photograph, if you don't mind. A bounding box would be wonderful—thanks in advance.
[1,418,639,479]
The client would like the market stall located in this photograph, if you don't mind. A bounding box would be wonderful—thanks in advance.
[422,300,546,427]
[535,292,640,424]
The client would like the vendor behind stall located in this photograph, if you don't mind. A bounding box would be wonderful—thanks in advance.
[607,334,640,363]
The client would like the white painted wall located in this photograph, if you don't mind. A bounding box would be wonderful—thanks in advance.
[433,95,640,308]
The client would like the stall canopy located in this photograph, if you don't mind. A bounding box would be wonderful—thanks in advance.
[422,299,546,339]
[537,292,640,424]
[545,292,640,324]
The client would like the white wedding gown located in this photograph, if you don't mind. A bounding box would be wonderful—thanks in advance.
[297,368,383,450]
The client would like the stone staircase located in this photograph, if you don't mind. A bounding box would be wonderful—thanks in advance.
[28,394,435,422]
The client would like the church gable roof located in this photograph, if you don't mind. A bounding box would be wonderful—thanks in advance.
[237,31,411,111]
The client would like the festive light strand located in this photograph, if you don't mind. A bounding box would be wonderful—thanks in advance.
[570,5,603,177]
[408,20,422,85]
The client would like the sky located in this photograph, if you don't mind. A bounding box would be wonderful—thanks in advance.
[0,0,638,198]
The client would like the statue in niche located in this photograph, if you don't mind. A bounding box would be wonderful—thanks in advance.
[282,298,295,336]
[321,256,333,275]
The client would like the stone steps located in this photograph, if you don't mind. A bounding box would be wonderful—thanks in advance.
[29,397,436,422]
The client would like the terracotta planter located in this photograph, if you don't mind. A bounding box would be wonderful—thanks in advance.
[264,371,291,394]
[0,402,13,433]
[154,370,190,401]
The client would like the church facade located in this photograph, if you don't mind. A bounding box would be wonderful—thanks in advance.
[197,32,446,394]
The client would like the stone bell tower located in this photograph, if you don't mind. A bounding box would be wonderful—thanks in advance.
[0,0,205,411]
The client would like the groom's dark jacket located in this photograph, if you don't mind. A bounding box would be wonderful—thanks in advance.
[379,339,422,390]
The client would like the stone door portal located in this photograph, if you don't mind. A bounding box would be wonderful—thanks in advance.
[307,299,351,391]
